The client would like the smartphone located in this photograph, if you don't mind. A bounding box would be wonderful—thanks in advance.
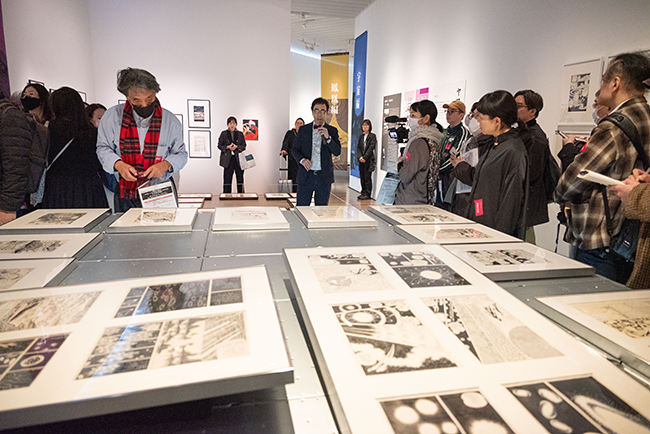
[555,130,568,139]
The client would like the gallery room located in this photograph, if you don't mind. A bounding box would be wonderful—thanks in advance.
[1,0,650,433]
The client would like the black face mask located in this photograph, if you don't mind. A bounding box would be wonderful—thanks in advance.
[133,103,155,118]
[21,96,41,111]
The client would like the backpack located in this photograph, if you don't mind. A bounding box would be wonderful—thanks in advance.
[542,145,562,203]
[0,102,50,194]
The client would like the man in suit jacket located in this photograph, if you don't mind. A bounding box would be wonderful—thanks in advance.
[292,97,341,206]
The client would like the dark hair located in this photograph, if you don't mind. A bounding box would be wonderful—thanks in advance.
[514,89,544,118]
[362,119,372,132]
[227,116,237,125]
[117,67,161,96]
[478,90,528,136]
[296,117,304,124]
[604,52,650,95]
[410,100,443,132]
[311,97,330,111]
[86,103,107,120]
[470,102,478,113]
[22,83,53,122]
[50,87,92,133]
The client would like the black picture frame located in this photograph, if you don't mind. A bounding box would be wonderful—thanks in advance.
[188,130,212,159]
[187,99,211,129]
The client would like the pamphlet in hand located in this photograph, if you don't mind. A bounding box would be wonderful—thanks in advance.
[577,170,625,186]
[138,180,178,208]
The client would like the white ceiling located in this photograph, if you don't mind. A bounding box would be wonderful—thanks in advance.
[291,0,375,56]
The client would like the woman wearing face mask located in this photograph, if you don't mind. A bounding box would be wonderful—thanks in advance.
[451,90,529,239]
[394,100,443,205]
[41,87,108,209]
[21,83,52,125]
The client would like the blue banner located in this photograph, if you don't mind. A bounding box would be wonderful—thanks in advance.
[350,31,368,179]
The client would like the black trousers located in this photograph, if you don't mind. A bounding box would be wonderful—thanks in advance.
[223,156,244,193]
[359,161,373,196]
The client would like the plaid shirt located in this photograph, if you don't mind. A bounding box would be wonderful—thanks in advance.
[555,96,650,250]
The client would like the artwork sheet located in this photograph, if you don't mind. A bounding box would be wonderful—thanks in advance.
[283,244,650,433]
[539,290,650,364]
[178,193,212,199]
[0,258,76,292]
[0,209,110,234]
[0,233,101,260]
[177,197,205,204]
[0,266,291,430]
[558,58,603,127]
[218,193,259,200]
[107,208,198,233]
[264,192,291,200]
[443,242,594,281]
[368,205,472,226]
[295,206,378,228]
[395,223,521,245]
[212,207,289,231]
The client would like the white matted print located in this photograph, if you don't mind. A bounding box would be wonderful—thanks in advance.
[0,233,102,260]
[212,207,289,231]
[0,266,291,430]
[264,192,291,200]
[395,223,521,244]
[443,242,594,281]
[295,206,378,229]
[219,193,259,200]
[0,258,76,292]
[188,130,211,158]
[0,209,110,234]
[187,99,210,128]
[539,290,650,364]
[283,243,650,433]
[558,58,603,127]
[368,204,472,226]
[107,208,198,233]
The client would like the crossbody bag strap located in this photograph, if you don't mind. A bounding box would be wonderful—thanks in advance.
[46,138,74,171]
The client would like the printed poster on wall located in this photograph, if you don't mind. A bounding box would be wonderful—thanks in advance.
[429,81,467,128]
[321,53,349,171]
[243,119,259,141]
[350,31,368,181]
[380,93,401,172]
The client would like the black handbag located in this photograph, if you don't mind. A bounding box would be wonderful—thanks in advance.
[599,112,650,262]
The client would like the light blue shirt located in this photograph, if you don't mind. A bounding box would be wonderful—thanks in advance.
[96,103,188,184]
[311,126,322,171]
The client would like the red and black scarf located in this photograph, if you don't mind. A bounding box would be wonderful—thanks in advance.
[119,99,162,199]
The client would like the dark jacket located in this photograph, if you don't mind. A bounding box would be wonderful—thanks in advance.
[281,128,299,180]
[356,132,376,171]
[292,122,341,184]
[0,99,33,212]
[454,129,529,239]
[217,129,247,168]
[524,119,550,226]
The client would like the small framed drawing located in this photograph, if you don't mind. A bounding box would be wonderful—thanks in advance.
[443,242,595,281]
[557,58,603,127]
[188,130,211,158]
[243,119,259,140]
[187,99,211,128]
[28,79,45,86]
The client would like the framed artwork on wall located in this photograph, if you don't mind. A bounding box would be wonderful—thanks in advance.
[188,130,211,158]
[242,119,259,140]
[28,79,44,86]
[78,91,87,103]
[557,58,604,127]
[187,99,211,128]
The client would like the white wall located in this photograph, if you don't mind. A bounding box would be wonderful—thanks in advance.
[3,0,95,98]
[356,0,650,253]
[290,51,320,128]
[87,0,291,194]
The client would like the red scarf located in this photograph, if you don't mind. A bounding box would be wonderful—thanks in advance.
[118,100,162,199]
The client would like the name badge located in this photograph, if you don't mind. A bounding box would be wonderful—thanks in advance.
[474,199,484,217]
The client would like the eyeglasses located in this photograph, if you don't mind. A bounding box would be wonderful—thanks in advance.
[312,109,327,115]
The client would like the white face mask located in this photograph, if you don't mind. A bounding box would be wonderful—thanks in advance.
[467,118,481,135]
[592,109,601,124]
[408,116,420,131]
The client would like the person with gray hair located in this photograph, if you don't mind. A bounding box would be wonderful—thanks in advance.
[97,67,187,211]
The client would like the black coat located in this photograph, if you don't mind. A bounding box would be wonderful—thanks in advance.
[292,122,341,184]
[453,129,528,239]
[523,120,550,226]
[0,100,33,212]
[281,128,299,179]
[217,129,247,168]
[356,132,376,171]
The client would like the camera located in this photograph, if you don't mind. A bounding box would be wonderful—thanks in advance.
[385,115,409,144]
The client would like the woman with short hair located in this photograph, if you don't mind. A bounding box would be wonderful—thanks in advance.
[217,116,247,193]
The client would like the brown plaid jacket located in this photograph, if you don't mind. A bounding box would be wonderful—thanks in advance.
[555,96,650,250]
[626,183,650,289]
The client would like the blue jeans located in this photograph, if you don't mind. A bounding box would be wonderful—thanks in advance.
[575,247,634,284]
[296,171,331,206]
